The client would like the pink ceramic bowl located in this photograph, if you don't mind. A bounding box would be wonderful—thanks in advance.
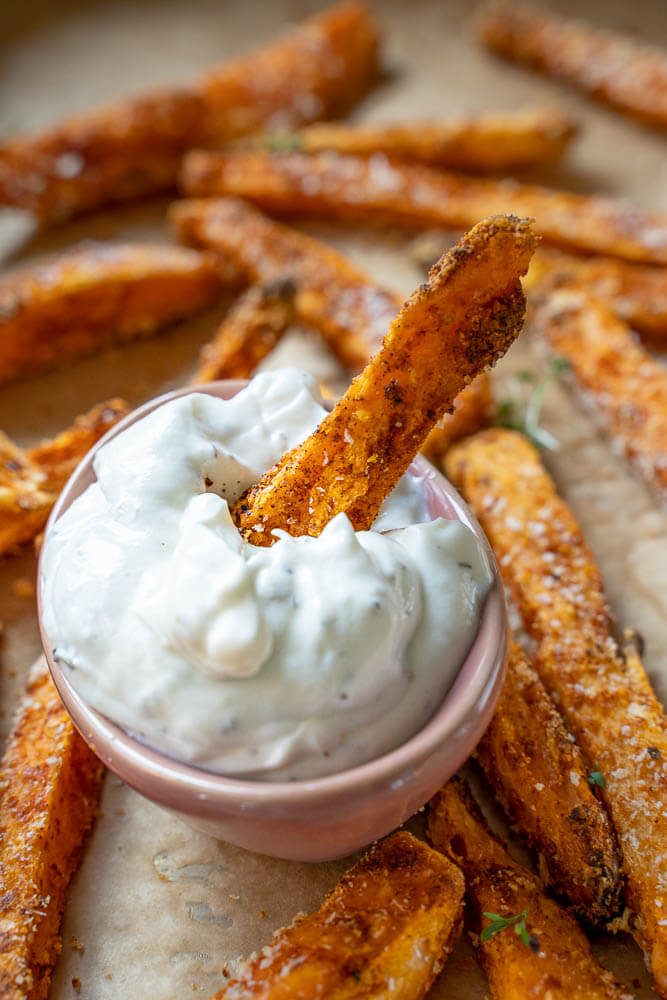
[38,380,508,862]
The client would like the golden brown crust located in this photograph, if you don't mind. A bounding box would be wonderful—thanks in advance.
[0,2,379,222]
[445,428,667,996]
[532,287,667,505]
[477,640,622,925]
[478,3,667,130]
[212,831,464,1000]
[231,215,536,544]
[0,399,127,557]
[525,248,667,343]
[0,242,223,386]
[171,196,492,443]
[428,779,634,1000]
[272,106,577,171]
[192,280,297,384]
[0,663,104,1000]
[180,149,667,264]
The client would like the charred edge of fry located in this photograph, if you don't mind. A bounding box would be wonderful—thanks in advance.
[231,215,537,545]
[0,663,104,1000]
[192,279,297,384]
[213,831,464,1000]
[476,640,623,924]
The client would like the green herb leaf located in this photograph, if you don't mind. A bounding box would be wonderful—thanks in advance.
[263,131,304,154]
[495,356,569,451]
[480,909,539,951]
[588,769,606,788]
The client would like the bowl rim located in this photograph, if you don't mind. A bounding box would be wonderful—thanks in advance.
[38,379,507,807]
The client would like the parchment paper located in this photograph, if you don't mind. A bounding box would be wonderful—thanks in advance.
[1,0,666,997]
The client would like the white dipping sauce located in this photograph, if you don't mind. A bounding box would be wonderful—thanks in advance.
[42,368,492,780]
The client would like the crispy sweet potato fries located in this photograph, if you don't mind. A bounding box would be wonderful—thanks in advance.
[428,779,635,1000]
[525,248,667,343]
[231,215,536,544]
[0,663,104,1000]
[478,2,667,130]
[171,196,492,447]
[478,641,622,925]
[0,2,379,222]
[212,831,464,1000]
[446,429,667,996]
[191,279,297,383]
[0,399,127,557]
[0,242,223,385]
[532,288,667,506]
[260,106,577,171]
[180,149,667,264]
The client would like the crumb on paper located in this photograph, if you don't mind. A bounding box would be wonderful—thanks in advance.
[12,576,35,598]
[71,978,81,993]
[70,936,85,954]
[229,893,240,901]
[259,909,266,918]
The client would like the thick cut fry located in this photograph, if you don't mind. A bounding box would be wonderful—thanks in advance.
[0,2,379,222]
[0,662,104,1000]
[211,831,464,1000]
[532,288,667,505]
[181,149,667,265]
[445,429,667,996]
[261,106,577,171]
[191,279,297,384]
[0,242,223,385]
[478,3,667,131]
[477,640,622,925]
[525,248,667,343]
[428,779,634,1000]
[231,215,536,544]
[171,196,493,447]
[0,399,127,556]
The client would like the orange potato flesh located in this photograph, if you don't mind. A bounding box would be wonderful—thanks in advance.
[263,106,578,171]
[525,248,667,343]
[428,779,634,1000]
[0,399,128,557]
[0,663,104,1000]
[477,640,622,925]
[191,279,297,384]
[478,2,667,131]
[231,215,536,545]
[171,196,493,446]
[211,831,464,1000]
[0,242,223,386]
[445,428,667,996]
[0,2,379,223]
[532,287,667,506]
[180,149,667,265]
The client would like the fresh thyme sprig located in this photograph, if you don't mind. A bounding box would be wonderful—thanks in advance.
[263,131,304,153]
[588,768,606,788]
[496,356,570,450]
[481,908,540,952]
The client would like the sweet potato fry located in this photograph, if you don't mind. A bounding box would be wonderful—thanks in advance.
[477,641,622,925]
[211,830,464,1000]
[0,242,224,385]
[525,248,667,343]
[171,196,493,447]
[0,2,379,222]
[478,3,667,131]
[532,288,667,505]
[445,428,667,996]
[191,279,297,384]
[260,106,578,171]
[0,399,127,557]
[428,778,634,1000]
[0,661,104,1000]
[231,215,536,544]
[180,149,667,264]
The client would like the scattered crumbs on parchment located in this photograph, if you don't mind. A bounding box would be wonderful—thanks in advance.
[259,910,266,919]
[70,936,85,954]
[229,894,240,901]
[71,978,81,993]
[105,973,113,980]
